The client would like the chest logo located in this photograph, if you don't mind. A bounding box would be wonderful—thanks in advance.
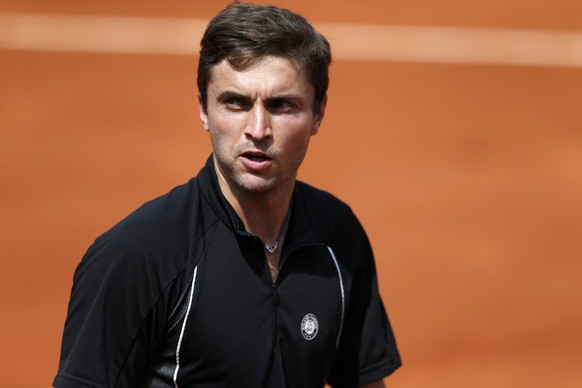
[301,313,319,340]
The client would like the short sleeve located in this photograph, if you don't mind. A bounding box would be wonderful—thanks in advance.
[53,230,171,388]
[327,223,401,387]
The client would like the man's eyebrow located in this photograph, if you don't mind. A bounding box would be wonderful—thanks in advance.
[265,94,303,102]
[216,90,249,101]
[216,90,304,101]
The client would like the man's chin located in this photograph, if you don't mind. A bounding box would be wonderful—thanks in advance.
[237,175,275,194]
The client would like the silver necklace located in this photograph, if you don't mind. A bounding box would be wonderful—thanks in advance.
[264,241,279,254]
[264,206,291,254]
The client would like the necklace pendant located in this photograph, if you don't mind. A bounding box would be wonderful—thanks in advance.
[265,241,279,254]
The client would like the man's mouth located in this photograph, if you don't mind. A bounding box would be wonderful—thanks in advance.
[242,151,272,162]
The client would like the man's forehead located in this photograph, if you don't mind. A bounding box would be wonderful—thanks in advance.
[207,57,310,94]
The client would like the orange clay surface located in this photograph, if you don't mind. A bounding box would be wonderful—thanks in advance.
[1,1,581,386]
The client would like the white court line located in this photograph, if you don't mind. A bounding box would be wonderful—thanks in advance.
[0,14,206,55]
[1,13,582,68]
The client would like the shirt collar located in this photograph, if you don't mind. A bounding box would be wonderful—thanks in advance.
[197,155,246,233]
[197,154,323,248]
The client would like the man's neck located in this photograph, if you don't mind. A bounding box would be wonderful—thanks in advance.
[217,175,293,246]
[235,192,291,245]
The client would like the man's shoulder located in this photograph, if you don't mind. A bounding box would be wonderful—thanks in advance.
[93,178,202,258]
[74,177,209,285]
[295,180,358,228]
[294,181,372,268]
[296,180,352,210]
[117,178,198,231]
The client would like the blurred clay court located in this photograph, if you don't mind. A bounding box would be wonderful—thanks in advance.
[1,1,581,386]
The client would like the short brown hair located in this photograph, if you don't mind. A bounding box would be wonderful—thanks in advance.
[198,2,331,113]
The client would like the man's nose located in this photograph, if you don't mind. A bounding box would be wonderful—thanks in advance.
[244,104,272,140]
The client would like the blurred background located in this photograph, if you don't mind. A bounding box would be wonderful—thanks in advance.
[1,1,581,386]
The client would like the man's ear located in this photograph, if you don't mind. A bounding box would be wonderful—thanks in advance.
[199,93,210,131]
[311,95,327,136]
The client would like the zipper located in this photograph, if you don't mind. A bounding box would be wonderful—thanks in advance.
[271,282,279,348]
[269,242,326,349]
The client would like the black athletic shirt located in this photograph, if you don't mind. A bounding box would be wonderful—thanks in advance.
[54,156,401,388]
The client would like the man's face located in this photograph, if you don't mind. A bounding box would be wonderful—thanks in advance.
[200,56,326,198]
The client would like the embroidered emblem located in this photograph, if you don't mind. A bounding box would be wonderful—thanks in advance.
[301,313,319,340]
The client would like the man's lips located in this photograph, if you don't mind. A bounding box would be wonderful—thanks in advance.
[240,151,273,170]
[241,151,272,162]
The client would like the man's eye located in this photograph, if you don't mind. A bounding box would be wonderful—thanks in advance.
[269,100,295,112]
[223,98,249,110]
[224,98,240,107]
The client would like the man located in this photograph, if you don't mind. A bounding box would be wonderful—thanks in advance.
[54,3,401,387]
